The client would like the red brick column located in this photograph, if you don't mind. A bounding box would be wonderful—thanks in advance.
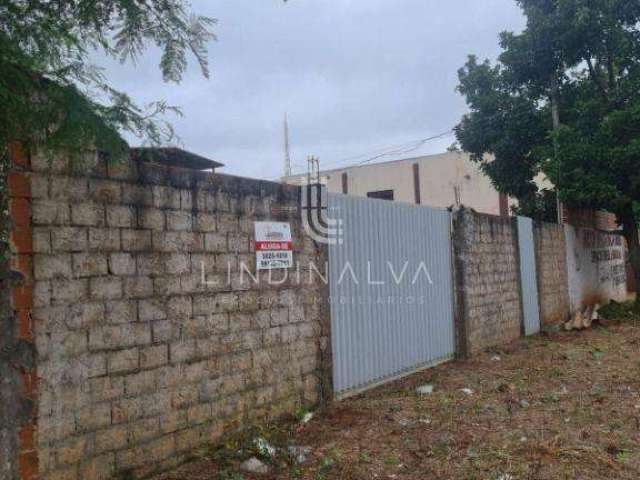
[8,142,39,480]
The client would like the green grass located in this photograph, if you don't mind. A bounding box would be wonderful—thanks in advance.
[384,453,400,466]
[600,301,640,322]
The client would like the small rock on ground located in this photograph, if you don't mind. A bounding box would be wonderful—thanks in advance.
[240,457,270,475]
[288,446,312,464]
[398,418,411,428]
[416,384,434,395]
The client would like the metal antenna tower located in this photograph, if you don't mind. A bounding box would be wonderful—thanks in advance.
[283,113,292,178]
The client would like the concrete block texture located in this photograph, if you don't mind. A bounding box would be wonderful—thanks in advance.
[453,209,523,356]
[533,222,570,326]
[12,150,328,480]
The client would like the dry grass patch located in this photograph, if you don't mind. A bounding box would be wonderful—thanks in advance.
[156,314,640,480]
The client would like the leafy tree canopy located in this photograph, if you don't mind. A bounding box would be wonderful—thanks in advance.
[456,0,640,216]
[0,0,216,159]
[455,0,640,286]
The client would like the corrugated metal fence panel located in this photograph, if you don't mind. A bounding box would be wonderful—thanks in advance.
[517,217,541,336]
[328,194,455,397]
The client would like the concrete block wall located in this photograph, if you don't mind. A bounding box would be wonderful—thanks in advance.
[533,222,570,326]
[453,209,625,355]
[6,147,330,480]
[5,145,629,479]
[453,209,523,356]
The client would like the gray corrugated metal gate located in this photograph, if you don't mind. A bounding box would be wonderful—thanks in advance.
[517,217,541,336]
[328,194,455,397]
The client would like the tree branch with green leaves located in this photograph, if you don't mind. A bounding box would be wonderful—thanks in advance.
[0,0,216,160]
[455,0,640,296]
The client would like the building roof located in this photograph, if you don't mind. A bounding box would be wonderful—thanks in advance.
[130,147,224,171]
[286,151,469,178]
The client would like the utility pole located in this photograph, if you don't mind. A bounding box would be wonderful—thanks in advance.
[306,155,320,184]
[314,156,320,184]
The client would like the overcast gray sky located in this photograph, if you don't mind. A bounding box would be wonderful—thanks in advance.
[102,0,525,180]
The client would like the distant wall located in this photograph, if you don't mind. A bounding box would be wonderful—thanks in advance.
[453,209,522,356]
[534,222,570,326]
[453,210,627,355]
[8,147,330,480]
[565,226,627,312]
[564,207,618,232]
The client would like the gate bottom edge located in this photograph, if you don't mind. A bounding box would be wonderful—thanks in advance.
[334,355,454,401]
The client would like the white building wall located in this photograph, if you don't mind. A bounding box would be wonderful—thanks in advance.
[284,152,505,216]
[418,152,501,214]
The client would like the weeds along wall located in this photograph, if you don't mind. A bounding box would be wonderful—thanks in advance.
[5,145,330,480]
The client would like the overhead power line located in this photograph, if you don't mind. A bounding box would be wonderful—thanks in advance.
[295,130,455,175]
[319,133,451,170]
[288,101,543,176]
[356,130,454,166]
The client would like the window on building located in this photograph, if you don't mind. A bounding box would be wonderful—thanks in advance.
[367,190,394,201]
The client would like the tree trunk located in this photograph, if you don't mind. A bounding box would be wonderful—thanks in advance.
[620,206,640,303]
[550,77,563,225]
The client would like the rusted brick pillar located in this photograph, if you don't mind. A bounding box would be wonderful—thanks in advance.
[2,142,39,480]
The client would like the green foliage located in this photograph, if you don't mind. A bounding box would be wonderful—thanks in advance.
[0,0,216,160]
[455,55,552,218]
[116,469,136,480]
[0,146,8,268]
[511,189,558,222]
[294,404,314,422]
[615,449,632,465]
[599,301,640,322]
[456,0,640,224]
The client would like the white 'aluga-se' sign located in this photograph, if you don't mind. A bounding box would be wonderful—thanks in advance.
[254,222,294,270]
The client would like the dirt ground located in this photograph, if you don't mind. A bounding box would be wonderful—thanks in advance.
[156,315,640,480]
